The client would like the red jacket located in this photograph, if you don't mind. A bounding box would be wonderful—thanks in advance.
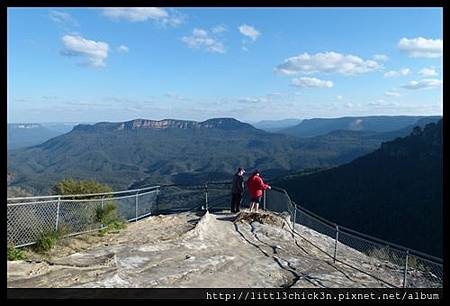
[246,175,269,198]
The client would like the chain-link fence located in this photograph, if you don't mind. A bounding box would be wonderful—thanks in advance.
[7,186,160,248]
[280,197,443,288]
[204,183,442,288]
[7,182,442,288]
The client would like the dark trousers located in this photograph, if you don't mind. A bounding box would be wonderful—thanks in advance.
[231,193,242,213]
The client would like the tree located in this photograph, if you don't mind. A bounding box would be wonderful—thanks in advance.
[52,178,113,199]
[51,178,116,233]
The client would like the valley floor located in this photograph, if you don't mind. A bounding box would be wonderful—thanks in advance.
[7,210,429,288]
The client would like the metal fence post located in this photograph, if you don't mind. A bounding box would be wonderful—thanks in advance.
[263,189,266,210]
[205,183,208,211]
[403,249,410,288]
[55,196,61,231]
[292,206,296,230]
[155,188,160,213]
[333,225,339,263]
[135,191,139,221]
[100,195,105,228]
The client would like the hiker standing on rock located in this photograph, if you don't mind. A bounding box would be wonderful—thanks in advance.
[231,167,245,213]
[247,169,271,213]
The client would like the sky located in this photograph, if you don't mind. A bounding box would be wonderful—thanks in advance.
[7,7,443,123]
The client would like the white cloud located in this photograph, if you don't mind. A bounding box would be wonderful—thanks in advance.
[275,52,381,76]
[212,25,227,34]
[181,28,225,54]
[384,90,402,97]
[238,97,267,104]
[238,24,261,41]
[398,37,443,58]
[291,77,334,89]
[345,102,354,108]
[101,7,183,26]
[418,67,438,77]
[61,35,109,67]
[402,78,442,90]
[368,100,399,107]
[117,45,129,53]
[373,54,389,61]
[336,95,343,100]
[49,10,78,26]
[164,92,190,101]
[384,68,410,78]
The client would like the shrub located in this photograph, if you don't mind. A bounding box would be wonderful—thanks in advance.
[407,255,432,273]
[33,227,68,254]
[95,202,126,236]
[96,203,119,225]
[52,178,113,199]
[7,244,27,261]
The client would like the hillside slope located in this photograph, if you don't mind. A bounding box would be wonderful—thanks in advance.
[8,117,406,195]
[280,116,441,138]
[274,120,443,257]
[7,124,64,150]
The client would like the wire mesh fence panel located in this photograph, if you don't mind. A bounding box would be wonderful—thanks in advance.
[293,208,337,256]
[404,255,443,288]
[156,185,205,212]
[137,190,158,218]
[58,199,102,234]
[6,183,443,289]
[264,189,292,214]
[337,230,406,288]
[208,183,233,211]
[114,195,138,221]
[7,200,59,247]
[295,208,336,239]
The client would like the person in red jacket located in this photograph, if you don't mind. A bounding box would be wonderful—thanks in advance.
[246,169,271,213]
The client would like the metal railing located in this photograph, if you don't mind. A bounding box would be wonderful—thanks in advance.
[7,186,160,248]
[272,188,443,289]
[7,181,442,288]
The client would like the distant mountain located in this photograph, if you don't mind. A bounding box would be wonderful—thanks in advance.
[7,123,64,150]
[252,119,303,132]
[7,117,411,195]
[274,120,443,257]
[279,116,442,138]
[40,122,81,134]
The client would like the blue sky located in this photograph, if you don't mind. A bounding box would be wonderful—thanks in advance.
[7,8,443,123]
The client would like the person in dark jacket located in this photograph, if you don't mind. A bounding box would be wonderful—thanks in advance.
[231,167,245,213]
[247,169,271,213]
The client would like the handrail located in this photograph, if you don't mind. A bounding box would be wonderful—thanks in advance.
[339,225,443,263]
[7,181,442,263]
[7,185,160,202]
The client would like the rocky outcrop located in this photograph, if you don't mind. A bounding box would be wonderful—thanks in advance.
[6,210,440,288]
[72,118,256,132]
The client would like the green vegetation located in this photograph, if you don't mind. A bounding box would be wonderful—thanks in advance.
[366,247,433,273]
[33,226,68,254]
[279,116,441,138]
[8,117,424,194]
[96,202,126,236]
[275,120,443,257]
[366,247,397,263]
[7,243,27,261]
[52,178,113,198]
[407,256,433,273]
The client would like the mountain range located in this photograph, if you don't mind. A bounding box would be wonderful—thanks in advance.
[273,119,443,257]
[7,124,63,151]
[279,116,442,138]
[252,118,303,132]
[7,116,441,197]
